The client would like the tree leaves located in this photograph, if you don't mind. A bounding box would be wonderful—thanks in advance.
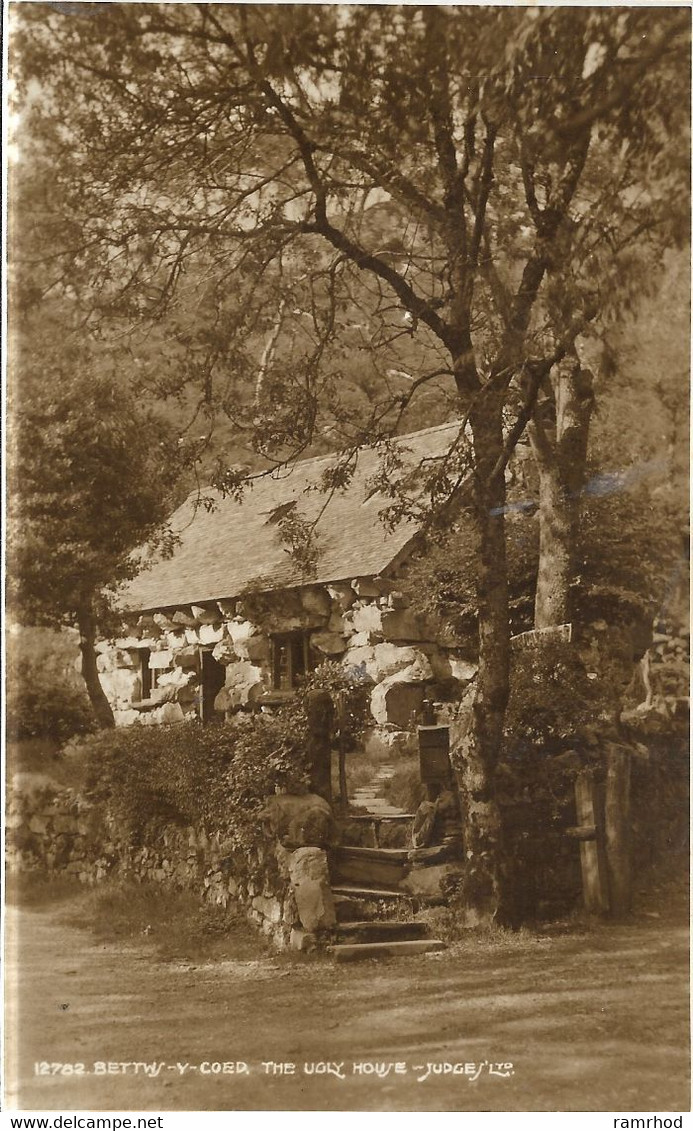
[7,343,186,628]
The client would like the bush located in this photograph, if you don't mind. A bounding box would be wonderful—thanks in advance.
[80,663,369,893]
[84,709,310,845]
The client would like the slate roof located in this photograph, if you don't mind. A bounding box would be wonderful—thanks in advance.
[118,421,464,613]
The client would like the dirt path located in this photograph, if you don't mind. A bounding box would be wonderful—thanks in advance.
[4,896,689,1112]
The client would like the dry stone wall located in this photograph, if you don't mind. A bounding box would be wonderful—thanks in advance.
[7,784,335,949]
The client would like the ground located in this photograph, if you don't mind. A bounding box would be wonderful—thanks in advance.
[4,872,689,1113]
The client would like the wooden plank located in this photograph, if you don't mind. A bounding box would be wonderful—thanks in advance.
[605,745,632,916]
[574,772,609,914]
[565,825,597,841]
[329,939,446,962]
[511,623,572,651]
[331,884,411,900]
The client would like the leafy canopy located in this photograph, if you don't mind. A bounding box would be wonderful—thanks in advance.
[11,5,689,491]
[8,345,185,628]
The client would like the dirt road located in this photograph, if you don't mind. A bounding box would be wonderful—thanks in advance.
[4,897,689,1112]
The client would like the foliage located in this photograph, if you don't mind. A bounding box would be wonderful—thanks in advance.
[402,467,684,647]
[503,639,615,758]
[575,484,684,628]
[402,501,539,651]
[81,662,365,846]
[7,360,185,630]
[6,654,96,744]
[6,340,197,725]
[6,629,96,744]
[301,660,371,750]
[83,712,309,845]
[11,7,689,483]
[592,248,690,505]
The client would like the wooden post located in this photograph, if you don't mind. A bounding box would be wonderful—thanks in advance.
[604,744,632,916]
[305,688,333,806]
[336,690,349,816]
[574,771,610,914]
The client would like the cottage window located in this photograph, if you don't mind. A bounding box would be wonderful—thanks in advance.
[271,632,314,691]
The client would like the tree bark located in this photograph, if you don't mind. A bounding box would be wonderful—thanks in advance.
[530,354,594,628]
[453,397,511,926]
[77,605,115,729]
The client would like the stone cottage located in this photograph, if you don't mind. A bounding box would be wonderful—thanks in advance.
[97,422,477,754]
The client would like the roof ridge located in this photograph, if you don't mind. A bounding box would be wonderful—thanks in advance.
[184,419,463,503]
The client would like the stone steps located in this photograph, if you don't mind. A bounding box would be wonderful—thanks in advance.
[329,829,448,962]
[330,844,410,889]
[334,919,430,943]
[350,761,407,818]
[332,882,413,902]
[328,938,446,962]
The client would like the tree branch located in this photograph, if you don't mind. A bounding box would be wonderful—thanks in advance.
[422,7,459,197]
[488,303,598,484]
[470,122,497,265]
[554,17,690,139]
[314,143,445,225]
[239,43,454,349]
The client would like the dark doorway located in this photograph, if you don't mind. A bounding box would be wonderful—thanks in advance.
[200,650,226,723]
[139,648,152,700]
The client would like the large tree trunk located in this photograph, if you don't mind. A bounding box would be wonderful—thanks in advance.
[77,605,115,729]
[453,398,510,926]
[530,354,594,628]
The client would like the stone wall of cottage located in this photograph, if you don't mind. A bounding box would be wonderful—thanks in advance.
[98,578,477,750]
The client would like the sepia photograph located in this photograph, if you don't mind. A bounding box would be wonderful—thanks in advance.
[3,1,690,1118]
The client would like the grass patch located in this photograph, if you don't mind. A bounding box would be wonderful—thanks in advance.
[383,757,423,811]
[5,868,86,909]
[419,904,557,951]
[65,880,272,963]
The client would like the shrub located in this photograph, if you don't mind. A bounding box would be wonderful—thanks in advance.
[301,660,371,749]
[79,663,369,897]
[84,710,310,845]
[82,662,367,842]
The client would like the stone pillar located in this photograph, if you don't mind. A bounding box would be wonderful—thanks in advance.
[288,846,336,931]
